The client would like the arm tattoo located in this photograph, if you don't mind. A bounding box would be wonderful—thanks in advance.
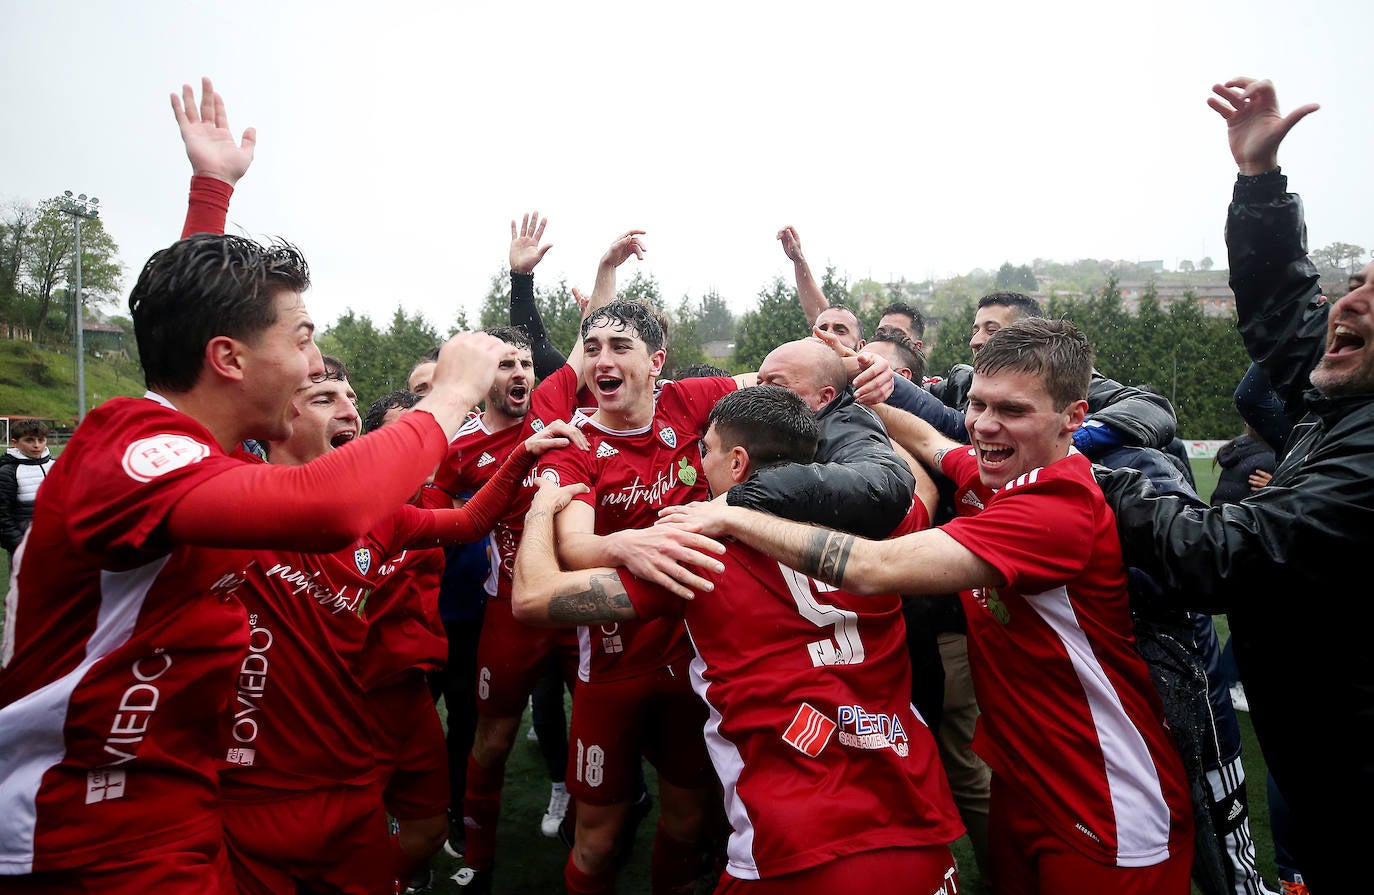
[548,571,634,624]
[932,447,951,468]
[801,529,855,586]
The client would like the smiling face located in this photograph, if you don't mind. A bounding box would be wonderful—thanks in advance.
[240,290,324,443]
[1310,262,1374,397]
[970,304,1019,355]
[486,343,535,423]
[582,318,665,428]
[965,367,1085,490]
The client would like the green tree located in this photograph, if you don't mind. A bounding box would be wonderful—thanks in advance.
[662,295,707,378]
[696,289,736,342]
[732,278,809,370]
[994,262,1038,292]
[1311,241,1367,275]
[22,198,122,344]
[926,298,975,377]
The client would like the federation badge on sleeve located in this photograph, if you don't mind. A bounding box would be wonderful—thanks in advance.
[354,547,372,576]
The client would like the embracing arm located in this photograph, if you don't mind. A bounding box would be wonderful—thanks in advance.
[888,369,968,442]
[511,482,639,626]
[661,502,998,596]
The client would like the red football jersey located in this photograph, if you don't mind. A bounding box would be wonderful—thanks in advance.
[938,447,1191,867]
[221,505,439,792]
[357,544,447,691]
[0,395,253,874]
[623,545,963,879]
[436,364,580,600]
[540,376,738,683]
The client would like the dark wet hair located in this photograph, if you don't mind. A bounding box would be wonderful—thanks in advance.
[581,300,666,353]
[880,300,926,338]
[977,291,1042,319]
[870,326,926,381]
[707,385,819,468]
[675,363,731,380]
[485,324,532,350]
[974,317,1091,410]
[363,389,421,433]
[130,233,310,392]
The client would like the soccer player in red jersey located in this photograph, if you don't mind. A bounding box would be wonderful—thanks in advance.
[513,385,965,894]
[218,356,584,895]
[662,318,1196,895]
[433,224,654,894]
[538,300,755,895]
[0,78,512,895]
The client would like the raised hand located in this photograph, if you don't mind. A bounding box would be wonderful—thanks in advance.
[601,229,648,270]
[777,226,804,264]
[1207,77,1319,175]
[510,211,552,274]
[170,77,256,186]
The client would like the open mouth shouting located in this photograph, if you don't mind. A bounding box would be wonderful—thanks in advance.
[329,425,357,449]
[976,440,1013,468]
[508,384,529,405]
[1327,322,1366,359]
[596,376,624,398]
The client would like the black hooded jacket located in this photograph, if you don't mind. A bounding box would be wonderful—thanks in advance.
[1095,171,1374,893]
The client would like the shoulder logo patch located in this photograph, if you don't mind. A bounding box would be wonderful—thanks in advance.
[658,426,677,448]
[476,452,496,468]
[121,434,211,483]
[596,442,619,459]
[354,547,372,576]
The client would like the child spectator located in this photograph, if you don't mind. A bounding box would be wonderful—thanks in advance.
[0,419,56,558]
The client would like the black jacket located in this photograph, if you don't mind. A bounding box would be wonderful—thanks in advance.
[0,450,54,551]
[1208,434,1274,507]
[726,388,915,540]
[1096,171,1372,893]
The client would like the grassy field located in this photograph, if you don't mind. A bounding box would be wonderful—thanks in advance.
[0,458,1274,893]
[0,340,144,423]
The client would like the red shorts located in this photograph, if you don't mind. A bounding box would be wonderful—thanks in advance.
[370,673,451,820]
[0,829,233,895]
[714,845,957,894]
[988,774,1194,895]
[475,598,579,717]
[222,783,393,895]
[566,656,712,806]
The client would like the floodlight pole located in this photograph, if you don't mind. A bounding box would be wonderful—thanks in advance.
[59,191,100,423]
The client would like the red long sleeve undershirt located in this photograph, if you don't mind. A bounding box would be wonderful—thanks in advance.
[181,175,233,238]
[167,412,457,552]
[398,440,535,548]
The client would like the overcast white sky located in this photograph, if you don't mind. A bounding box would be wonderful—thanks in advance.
[4,1,1371,331]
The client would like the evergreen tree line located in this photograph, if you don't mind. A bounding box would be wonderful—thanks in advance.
[318,263,1257,440]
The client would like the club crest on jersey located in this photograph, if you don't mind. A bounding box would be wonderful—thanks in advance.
[658,426,677,448]
[530,418,545,431]
[354,547,372,576]
[837,704,909,756]
[783,702,837,758]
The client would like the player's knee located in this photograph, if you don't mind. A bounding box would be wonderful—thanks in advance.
[472,716,520,765]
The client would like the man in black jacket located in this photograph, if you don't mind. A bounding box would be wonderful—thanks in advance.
[1097,77,1364,894]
